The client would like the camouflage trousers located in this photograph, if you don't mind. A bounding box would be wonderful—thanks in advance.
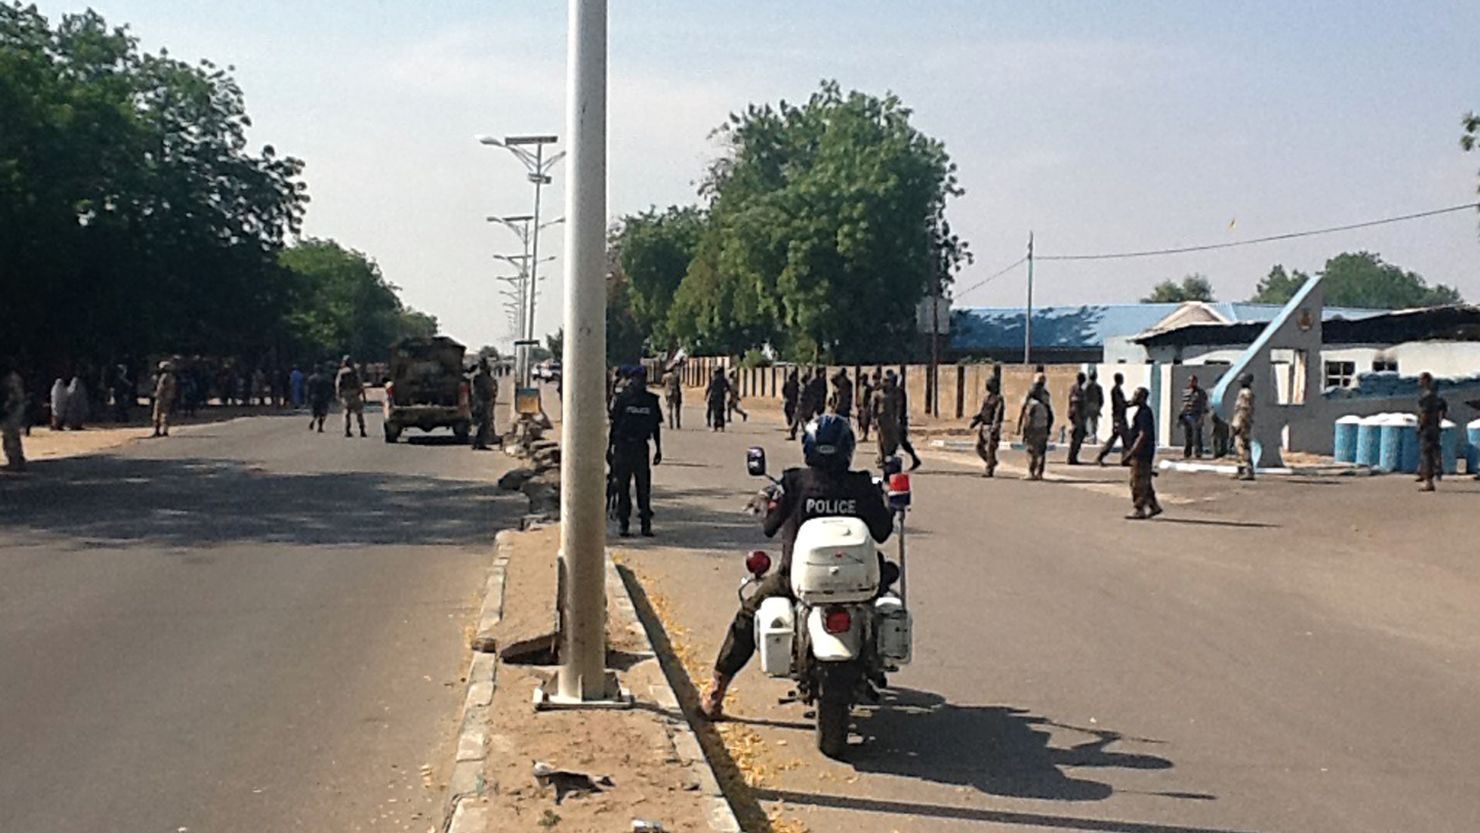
[1233,430,1254,478]
[975,427,1001,475]
[1129,458,1159,514]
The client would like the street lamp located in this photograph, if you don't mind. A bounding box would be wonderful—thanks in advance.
[476,133,564,382]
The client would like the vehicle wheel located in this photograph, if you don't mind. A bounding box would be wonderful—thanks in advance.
[815,694,850,759]
[452,422,470,443]
[384,425,401,444]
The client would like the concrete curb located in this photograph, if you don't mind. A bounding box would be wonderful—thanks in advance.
[608,559,743,833]
[441,529,513,833]
[1157,459,1375,477]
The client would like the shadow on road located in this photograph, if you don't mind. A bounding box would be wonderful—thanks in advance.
[619,484,768,553]
[0,454,520,547]
[852,688,1179,803]
[751,787,1261,833]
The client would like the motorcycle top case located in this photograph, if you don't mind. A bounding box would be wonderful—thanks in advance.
[790,517,880,604]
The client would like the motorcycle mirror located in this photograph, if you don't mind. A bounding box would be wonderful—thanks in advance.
[746,447,767,477]
[745,550,772,576]
[882,456,903,477]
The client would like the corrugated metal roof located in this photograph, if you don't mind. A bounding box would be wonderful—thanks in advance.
[951,302,1387,351]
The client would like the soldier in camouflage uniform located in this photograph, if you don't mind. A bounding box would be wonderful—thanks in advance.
[151,361,177,438]
[969,377,1005,477]
[1229,372,1256,481]
[335,355,367,438]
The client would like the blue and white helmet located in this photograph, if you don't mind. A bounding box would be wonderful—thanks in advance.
[803,414,855,471]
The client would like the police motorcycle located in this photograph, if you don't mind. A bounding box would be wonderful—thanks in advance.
[739,446,913,758]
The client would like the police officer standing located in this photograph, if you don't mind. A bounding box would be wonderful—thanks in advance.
[698,415,892,720]
[609,366,663,536]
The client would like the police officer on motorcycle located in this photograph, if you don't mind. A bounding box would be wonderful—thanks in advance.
[699,414,893,720]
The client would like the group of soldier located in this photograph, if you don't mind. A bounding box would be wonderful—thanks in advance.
[778,366,923,470]
[963,367,1262,518]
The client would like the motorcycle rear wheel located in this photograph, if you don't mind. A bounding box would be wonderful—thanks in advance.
[815,694,849,758]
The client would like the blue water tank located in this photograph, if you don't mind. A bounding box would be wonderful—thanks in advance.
[1355,415,1384,468]
[1378,416,1407,473]
[1469,419,1480,474]
[1440,420,1460,475]
[1333,415,1361,463]
[1397,415,1421,474]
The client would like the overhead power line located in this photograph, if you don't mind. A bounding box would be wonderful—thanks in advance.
[1037,201,1480,262]
[956,255,1028,299]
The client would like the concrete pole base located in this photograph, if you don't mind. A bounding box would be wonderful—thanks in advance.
[532,671,632,710]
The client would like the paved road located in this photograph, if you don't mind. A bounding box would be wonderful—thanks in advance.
[616,403,1480,833]
[0,407,517,833]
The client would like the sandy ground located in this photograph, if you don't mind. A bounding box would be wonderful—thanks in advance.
[6,405,311,462]
[465,525,713,833]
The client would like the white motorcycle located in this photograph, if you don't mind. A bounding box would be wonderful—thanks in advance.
[739,447,913,758]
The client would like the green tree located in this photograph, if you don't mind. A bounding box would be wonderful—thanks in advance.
[1250,265,1310,305]
[613,206,705,348]
[1252,253,1461,308]
[1464,110,1480,193]
[279,239,436,361]
[1142,274,1215,303]
[0,5,307,367]
[544,328,564,358]
[675,81,970,361]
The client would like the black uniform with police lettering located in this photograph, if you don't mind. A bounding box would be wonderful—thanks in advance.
[713,466,893,677]
[609,384,663,533]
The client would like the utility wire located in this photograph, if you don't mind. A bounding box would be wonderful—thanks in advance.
[1037,201,1480,262]
[956,254,1028,299]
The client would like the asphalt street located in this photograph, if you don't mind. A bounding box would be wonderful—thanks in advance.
[615,403,1480,833]
[0,407,517,833]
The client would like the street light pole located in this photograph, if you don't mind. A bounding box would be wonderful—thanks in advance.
[477,137,563,385]
[555,0,611,703]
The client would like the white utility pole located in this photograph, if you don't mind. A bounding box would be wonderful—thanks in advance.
[555,0,611,703]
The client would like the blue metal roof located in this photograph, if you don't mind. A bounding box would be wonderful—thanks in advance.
[951,303,1386,351]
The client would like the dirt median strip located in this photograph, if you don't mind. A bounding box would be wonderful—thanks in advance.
[442,524,739,833]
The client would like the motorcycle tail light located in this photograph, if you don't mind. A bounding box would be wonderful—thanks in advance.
[745,550,772,576]
[823,607,852,634]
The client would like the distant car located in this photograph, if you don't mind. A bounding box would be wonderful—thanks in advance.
[534,361,562,383]
[383,336,472,443]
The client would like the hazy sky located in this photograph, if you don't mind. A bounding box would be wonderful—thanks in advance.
[35,1,1480,348]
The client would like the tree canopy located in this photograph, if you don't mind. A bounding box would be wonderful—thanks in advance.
[0,5,435,373]
[1142,274,1215,303]
[1251,252,1462,308]
[619,82,970,362]
[279,239,437,361]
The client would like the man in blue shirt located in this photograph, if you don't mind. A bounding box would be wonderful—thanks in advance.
[1123,386,1163,520]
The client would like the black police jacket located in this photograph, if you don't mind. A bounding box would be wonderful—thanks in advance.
[764,467,893,566]
[609,387,662,446]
